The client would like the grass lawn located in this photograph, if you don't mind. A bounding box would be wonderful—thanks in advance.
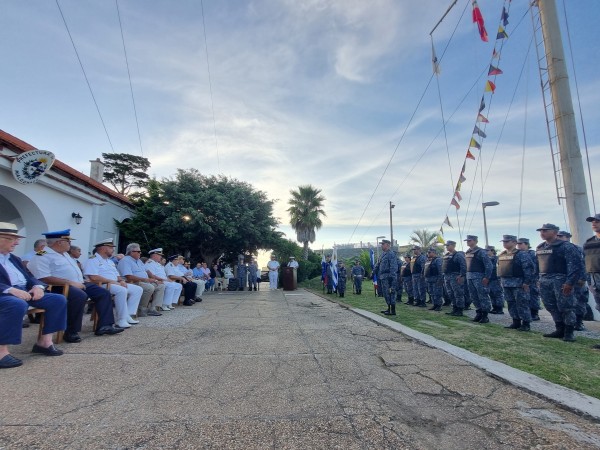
[300,277,600,400]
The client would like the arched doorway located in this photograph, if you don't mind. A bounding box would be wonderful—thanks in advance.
[0,186,47,256]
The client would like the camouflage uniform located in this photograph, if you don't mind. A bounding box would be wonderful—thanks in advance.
[465,237,493,323]
[442,248,466,314]
[378,246,399,312]
[401,259,414,303]
[351,263,365,294]
[518,238,542,319]
[583,233,600,315]
[337,264,347,297]
[411,252,428,307]
[487,252,505,314]
[536,236,583,337]
[424,253,443,310]
[497,237,535,330]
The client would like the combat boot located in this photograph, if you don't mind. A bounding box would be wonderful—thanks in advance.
[431,305,442,311]
[445,306,457,315]
[450,308,464,317]
[505,319,521,329]
[518,321,530,332]
[479,311,490,324]
[574,315,586,331]
[543,322,565,338]
[472,310,483,322]
[428,304,437,310]
[563,325,576,342]
[530,309,540,321]
[339,292,344,298]
[385,305,396,316]
[381,305,391,315]
[406,297,415,306]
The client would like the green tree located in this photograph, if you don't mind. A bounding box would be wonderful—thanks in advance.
[287,185,326,261]
[102,152,151,196]
[409,229,439,249]
[119,169,279,263]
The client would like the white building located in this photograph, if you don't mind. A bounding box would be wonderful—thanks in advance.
[0,129,134,259]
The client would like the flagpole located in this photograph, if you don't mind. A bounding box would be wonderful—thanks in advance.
[429,0,458,35]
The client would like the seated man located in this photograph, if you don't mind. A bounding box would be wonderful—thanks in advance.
[145,248,182,311]
[83,239,143,329]
[0,222,67,369]
[186,259,205,300]
[199,262,214,290]
[28,230,123,341]
[165,255,197,306]
[21,238,47,267]
[118,243,164,317]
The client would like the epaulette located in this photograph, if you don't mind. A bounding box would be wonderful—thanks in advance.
[36,250,46,256]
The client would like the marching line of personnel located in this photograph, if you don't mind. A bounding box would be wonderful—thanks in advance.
[371,217,600,348]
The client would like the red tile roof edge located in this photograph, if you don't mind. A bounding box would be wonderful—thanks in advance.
[0,129,133,206]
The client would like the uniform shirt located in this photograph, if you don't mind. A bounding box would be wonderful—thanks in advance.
[288,260,299,269]
[83,253,120,281]
[351,265,365,277]
[117,255,149,279]
[22,250,40,262]
[164,262,181,278]
[378,249,399,280]
[146,259,168,279]
[28,246,83,283]
[267,260,280,271]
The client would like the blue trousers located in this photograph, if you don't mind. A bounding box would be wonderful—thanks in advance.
[412,274,426,304]
[0,293,67,345]
[488,279,505,310]
[539,276,576,326]
[503,286,532,322]
[426,277,443,306]
[467,274,491,312]
[83,283,114,329]
[444,273,465,309]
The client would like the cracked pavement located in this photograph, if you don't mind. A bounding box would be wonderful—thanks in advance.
[1,288,599,449]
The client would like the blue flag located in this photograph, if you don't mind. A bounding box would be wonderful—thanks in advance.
[331,247,338,290]
[370,248,377,286]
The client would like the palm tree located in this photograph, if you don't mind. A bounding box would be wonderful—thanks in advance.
[409,228,439,249]
[287,185,326,260]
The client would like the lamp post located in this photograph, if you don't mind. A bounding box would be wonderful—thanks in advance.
[482,201,500,247]
[376,236,385,261]
[389,202,395,248]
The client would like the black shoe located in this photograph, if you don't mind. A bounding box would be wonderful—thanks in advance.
[22,322,29,328]
[592,344,600,350]
[518,322,530,332]
[254,288,257,291]
[32,344,63,356]
[147,309,162,316]
[446,307,457,315]
[472,311,482,322]
[478,312,490,324]
[574,321,586,331]
[385,305,397,316]
[63,333,82,343]
[505,319,521,329]
[381,306,391,314]
[248,288,252,291]
[531,309,540,321]
[195,298,203,302]
[416,302,426,308]
[95,325,125,336]
[563,325,576,342]
[183,300,194,306]
[490,309,504,315]
[543,323,565,338]
[450,309,464,317]
[0,354,23,369]
[432,306,442,311]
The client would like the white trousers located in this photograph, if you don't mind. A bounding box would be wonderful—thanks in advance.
[109,283,143,321]
[192,279,206,298]
[269,271,278,289]
[164,281,182,306]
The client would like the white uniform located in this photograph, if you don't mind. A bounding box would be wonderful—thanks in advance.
[146,259,182,307]
[267,260,280,289]
[28,247,83,282]
[83,253,142,326]
[288,260,299,269]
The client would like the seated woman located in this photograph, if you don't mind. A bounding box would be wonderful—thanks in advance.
[0,222,67,369]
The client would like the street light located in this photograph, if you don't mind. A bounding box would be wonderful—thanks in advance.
[482,201,500,247]
[376,235,385,261]
[389,202,395,248]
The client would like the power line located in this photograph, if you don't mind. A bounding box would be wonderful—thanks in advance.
[116,0,144,157]
[55,0,114,152]
[200,0,221,173]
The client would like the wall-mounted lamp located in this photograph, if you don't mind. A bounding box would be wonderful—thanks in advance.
[71,212,83,225]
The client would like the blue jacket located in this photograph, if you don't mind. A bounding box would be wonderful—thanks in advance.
[0,254,45,293]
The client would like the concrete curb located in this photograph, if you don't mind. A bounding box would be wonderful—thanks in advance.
[347,306,600,421]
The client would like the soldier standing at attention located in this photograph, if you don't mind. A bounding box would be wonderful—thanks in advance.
[402,255,414,305]
[517,238,541,321]
[351,260,365,295]
[442,240,466,317]
[583,213,600,350]
[411,246,427,307]
[557,230,588,331]
[423,248,443,311]
[337,261,347,298]
[487,246,505,315]
[536,223,583,342]
[498,235,535,331]
[464,235,493,324]
[378,240,399,316]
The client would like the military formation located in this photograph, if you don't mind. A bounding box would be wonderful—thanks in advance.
[359,219,600,349]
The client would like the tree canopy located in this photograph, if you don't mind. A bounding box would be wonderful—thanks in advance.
[102,152,151,196]
[409,229,440,249]
[287,185,326,260]
[118,169,279,263]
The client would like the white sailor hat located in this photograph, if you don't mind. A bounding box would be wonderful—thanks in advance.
[93,238,115,248]
[148,248,164,256]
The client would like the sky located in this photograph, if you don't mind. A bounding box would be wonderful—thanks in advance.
[1,0,599,252]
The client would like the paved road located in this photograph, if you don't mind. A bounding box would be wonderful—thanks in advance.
[1,289,599,449]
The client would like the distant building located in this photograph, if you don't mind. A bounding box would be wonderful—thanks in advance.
[0,130,134,259]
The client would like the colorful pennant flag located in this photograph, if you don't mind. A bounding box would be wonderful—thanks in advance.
[489,64,503,76]
[444,216,453,228]
[501,6,509,27]
[472,0,488,42]
[477,113,489,123]
[479,96,485,112]
[437,234,445,244]
[451,198,461,209]
[439,226,444,236]
[455,191,463,201]
[492,48,499,59]
[485,80,496,93]
[473,125,487,138]
[466,149,476,160]
[459,173,466,183]
[497,26,509,40]
[469,138,481,149]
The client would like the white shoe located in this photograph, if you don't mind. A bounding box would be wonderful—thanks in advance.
[127,317,140,324]
[116,320,131,328]
[158,305,171,311]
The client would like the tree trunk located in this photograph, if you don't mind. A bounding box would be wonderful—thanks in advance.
[303,241,309,260]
